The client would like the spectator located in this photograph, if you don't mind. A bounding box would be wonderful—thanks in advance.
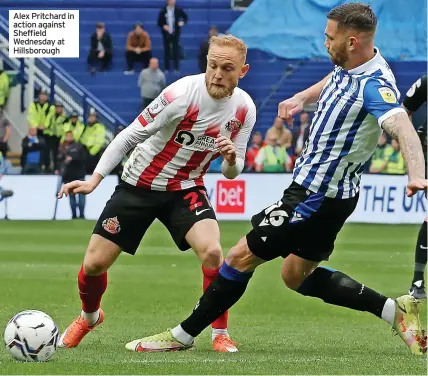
[0,108,11,159]
[292,111,311,156]
[80,112,106,174]
[369,132,394,173]
[21,127,45,174]
[125,23,152,74]
[245,131,264,171]
[87,22,113,74]
[61,112,85,143]
[58,131,87,219]
[265,116,293,149]
[255,134,291,172]
[27,90,55,138]
[0,153,13,201]
[43,103,67,173]
[198,25,218,73]
[158,0,188,73]
[138,58,166,109]
[0,69,10,110]
[385,139,406,174]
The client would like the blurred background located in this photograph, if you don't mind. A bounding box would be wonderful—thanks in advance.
[0,0,426,220]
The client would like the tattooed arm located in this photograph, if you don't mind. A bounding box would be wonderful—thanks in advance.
[382,112,427,196]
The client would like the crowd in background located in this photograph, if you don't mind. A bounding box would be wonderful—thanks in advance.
[87,0,189,75]
[209,112,407,175]
[0,0,407,179]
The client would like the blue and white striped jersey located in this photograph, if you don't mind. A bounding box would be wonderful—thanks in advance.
[293,48,405,199]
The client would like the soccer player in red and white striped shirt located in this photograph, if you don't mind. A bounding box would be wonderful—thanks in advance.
[57,34,256,353]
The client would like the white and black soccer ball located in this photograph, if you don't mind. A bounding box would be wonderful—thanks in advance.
[4,310,59,362]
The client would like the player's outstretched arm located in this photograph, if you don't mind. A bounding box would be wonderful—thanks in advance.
[382,112,427,196]
[59,83,187,199]
[57,174,103,198]
[94,86,187,179]
[294,73,331,105]
[278,73,331,124]
[57,123,149,199]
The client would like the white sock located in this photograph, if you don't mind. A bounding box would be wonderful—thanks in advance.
[81,309,100,326]
[171,325,194,346]
[381,298,396,326]
[212,328,229,342]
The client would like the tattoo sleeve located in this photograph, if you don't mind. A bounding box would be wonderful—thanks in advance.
[381,111,426,181]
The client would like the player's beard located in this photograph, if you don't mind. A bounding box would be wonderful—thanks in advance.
[328,44,348,67]
[206,83,232,99]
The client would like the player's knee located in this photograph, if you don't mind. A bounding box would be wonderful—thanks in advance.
[281,269,305,291]
[225,237,257,272]
[83,246,110,276]
[82,256,107,276]
[200,244,223,269]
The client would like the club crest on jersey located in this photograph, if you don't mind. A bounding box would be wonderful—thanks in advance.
[147,93,170,117]
[102,216,121,234]
[225,118,242,133]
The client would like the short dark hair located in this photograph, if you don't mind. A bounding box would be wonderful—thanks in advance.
[327,3,377,32]
[134,23,143,30]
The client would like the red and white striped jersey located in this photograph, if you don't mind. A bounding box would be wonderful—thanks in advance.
[113,74,256,191]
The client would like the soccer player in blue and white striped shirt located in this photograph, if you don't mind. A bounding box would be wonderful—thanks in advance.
[127,3,427,355]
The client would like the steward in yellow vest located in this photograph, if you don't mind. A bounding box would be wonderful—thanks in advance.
[27,90,55,138]
[44,103,68,170]
[80,113,106,173]
[61,112,85,143]
[0,70,10,109]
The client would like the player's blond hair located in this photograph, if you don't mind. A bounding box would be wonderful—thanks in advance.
[209,34,247,63]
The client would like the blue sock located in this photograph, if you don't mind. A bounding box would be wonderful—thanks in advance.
[220,262,253,282]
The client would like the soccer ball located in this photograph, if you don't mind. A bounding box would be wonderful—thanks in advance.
[3,310,59,362]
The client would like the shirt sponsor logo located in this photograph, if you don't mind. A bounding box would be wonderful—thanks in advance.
[174,130,217,151]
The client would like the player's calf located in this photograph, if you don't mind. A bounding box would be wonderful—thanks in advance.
[281,254,319,290]
[295,265,427,354]
[60,235,121,349]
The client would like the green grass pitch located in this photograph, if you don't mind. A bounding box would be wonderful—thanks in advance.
[0,220,426,374]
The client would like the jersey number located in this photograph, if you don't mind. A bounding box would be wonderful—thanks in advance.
[183,190,211,211]
[259,201,289,227]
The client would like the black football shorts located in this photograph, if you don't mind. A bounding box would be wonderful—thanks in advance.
[246,182,359,262]
[93,182,216,254]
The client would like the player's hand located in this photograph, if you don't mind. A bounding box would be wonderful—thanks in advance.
[57,180,96,199]
[98,51,105,58]
[278,95,305,126]
[178,21,185,27]
[163,25,170,32]
[406,179,428,197]
[216,134,236,165]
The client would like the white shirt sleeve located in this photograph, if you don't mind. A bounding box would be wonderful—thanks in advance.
[94,81,188,177]
[221,99,257,179]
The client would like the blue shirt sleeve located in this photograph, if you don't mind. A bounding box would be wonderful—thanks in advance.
[363,79,402,125]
